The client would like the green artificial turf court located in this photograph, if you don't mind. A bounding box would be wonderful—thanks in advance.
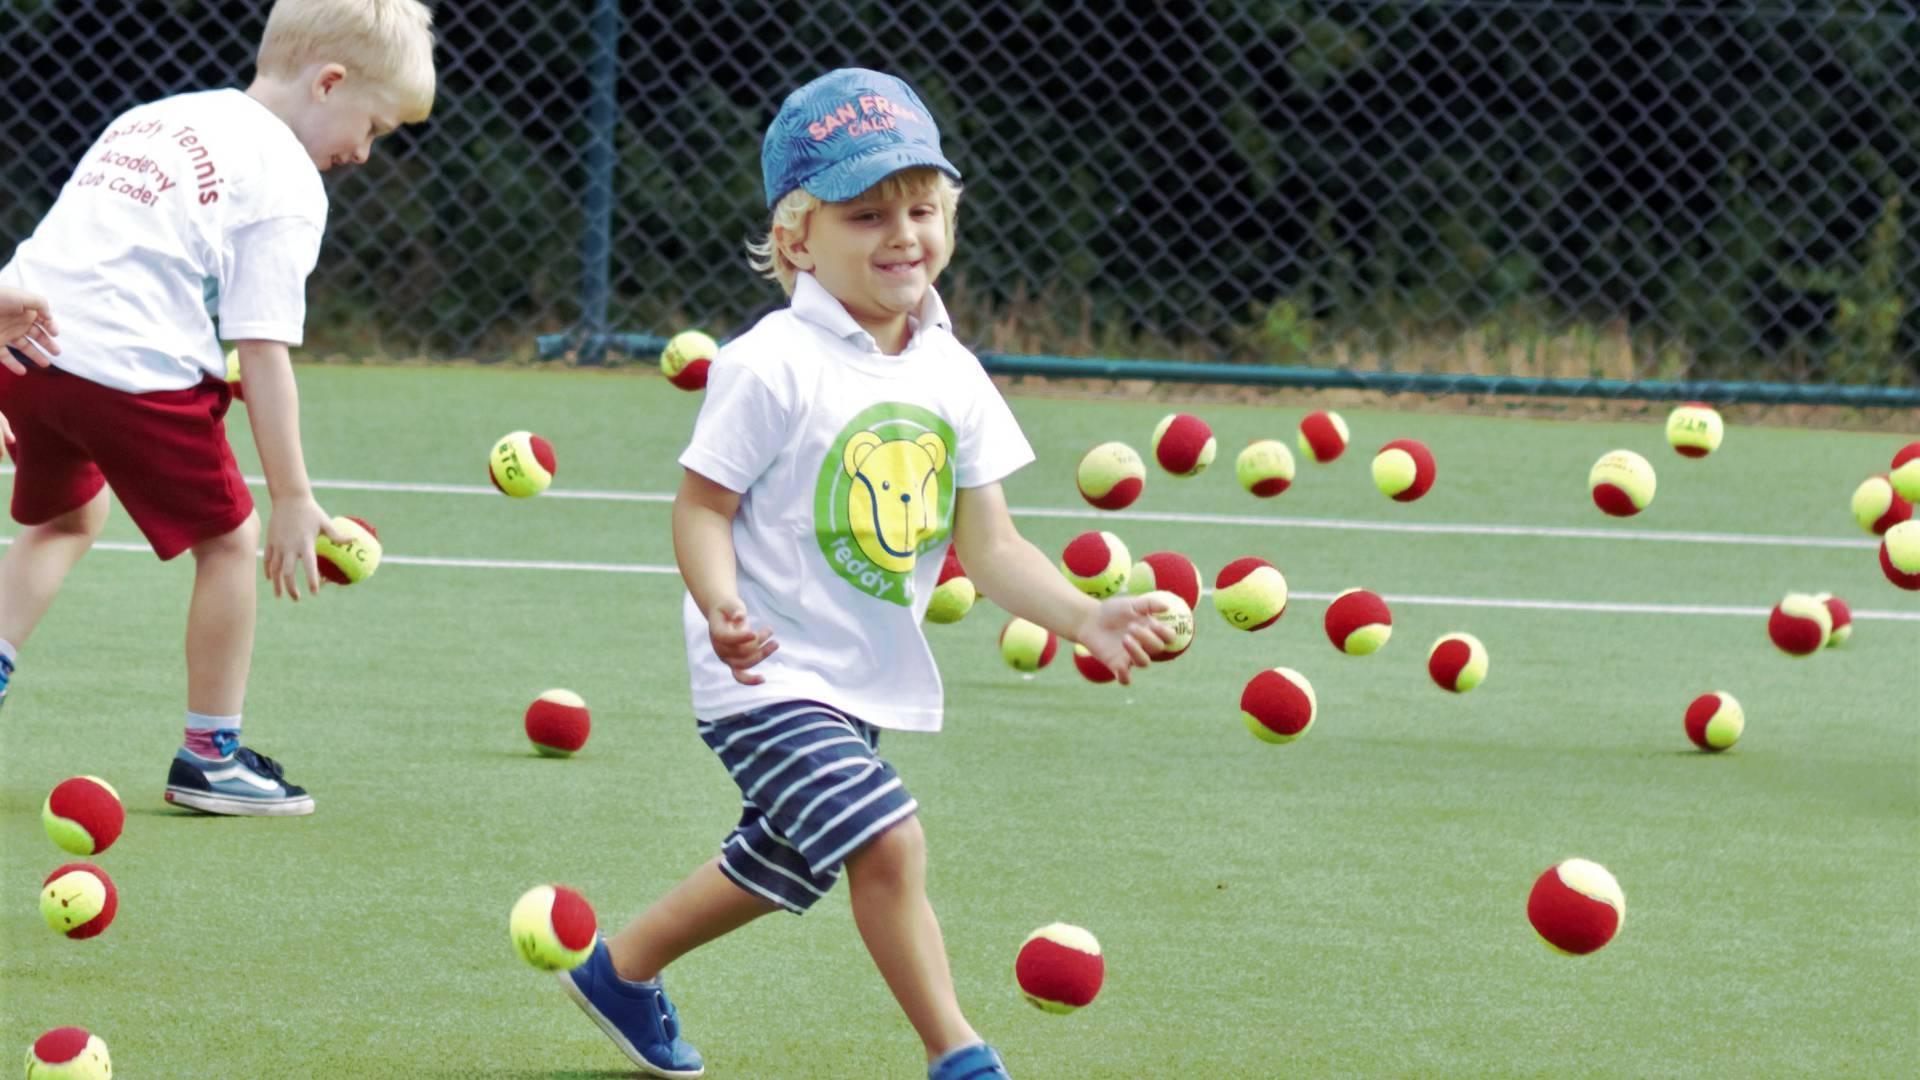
[3,364,1916,1078]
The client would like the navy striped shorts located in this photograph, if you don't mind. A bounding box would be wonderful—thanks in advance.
[699,700,919,914]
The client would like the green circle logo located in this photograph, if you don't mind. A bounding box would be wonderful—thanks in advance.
[814,403,957,607]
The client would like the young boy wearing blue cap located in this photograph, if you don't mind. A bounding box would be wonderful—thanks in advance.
[554,69,1171,1080]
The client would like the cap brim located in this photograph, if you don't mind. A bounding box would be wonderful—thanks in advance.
[800,143,961,203]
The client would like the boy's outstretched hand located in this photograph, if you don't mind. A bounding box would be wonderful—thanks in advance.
[709,597,778,685]
[0,286,59,372]
[1073,592,1177,686]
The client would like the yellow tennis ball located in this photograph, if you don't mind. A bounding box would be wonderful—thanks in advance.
[1236,439,1296,497]
[489,431,556,497]
[223,346,246,401]
[1664,403,1723,457]
[1851,474,1913,535]
[1140,589,1195,660]
[509,884,598,971]
[660,330,717,391]
[1589,449,1656,516]
[999,617,1058,672]
[1212,556,1287,630]
[1881,519,1920,589]
[316,516,382,585]
[25,1027,112,1080]
[1059,531,1132,598]
[1075,442,1146,509]
[1889,442,1920,502]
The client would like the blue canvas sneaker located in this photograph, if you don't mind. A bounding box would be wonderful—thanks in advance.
[930,1042,1012,1080]
[0,652,12,710]
[164,744,314,816]
[557,938,704,1078]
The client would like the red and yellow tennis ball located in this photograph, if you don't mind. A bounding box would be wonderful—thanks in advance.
[1850,474,1912,535]
[1240,667,1317,744]
[1588,450,1656,517]
[25,1027,112,1080]
[489,430,557,497]
[40,863,116,940]
[925,547,976,624]
[510,884,598,971]
[1881,519,1920,590]
[316,515,382,585]
[1297,410,1349,463]
[1000,618,1058,672]
[1212,557,1287,630]
[1071,643,1117,684]
[1323,588,1392,655]
[1151,413,1217,477]
[1768,592,1833,655]
[1816,593,1852,646]
[1371,438,1436,502]
[42,777,123,856]
[1127,551,1201,611]
[1060,531,1132,599]
[223,346,245,402]
[1527,858,1624,956]
[1428,632,1488,692]
[659,329,717,391]
[1235,439,1295,497]
[1684,691,1745,752]
[1664,402,1723,457]
[1890,442,1920,503]
[1075,442,1146,510]
[1014,923,1104,1014]
[1140,590,1195,661]
[525,690,591,757]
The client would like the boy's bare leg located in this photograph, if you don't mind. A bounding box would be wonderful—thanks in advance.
[185,513,260,716]
[845,815,980,1061]
[608,856,780,982]
[0,488,110,647]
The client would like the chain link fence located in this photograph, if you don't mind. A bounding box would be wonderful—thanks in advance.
[4,1,1916,390]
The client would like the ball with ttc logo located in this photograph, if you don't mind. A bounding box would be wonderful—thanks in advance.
[1075,441,1145,510]
[1059,530,1131,598]
[1212,557,1287,630]
[26,1027,112,1080]
[510,884,597,971]
[489,431,557,497]
[1235,439,1295,497]
[525,690,590,756]
[1015,923,1104,1013]
[42,776,124,856]
[316,516,381,585]
[1665,402,1723,457]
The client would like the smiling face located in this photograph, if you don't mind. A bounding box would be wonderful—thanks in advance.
[779,174,954,349]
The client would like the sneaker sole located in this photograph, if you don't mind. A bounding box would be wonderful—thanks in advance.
[554,970,705,1079]
[165,788,315,816]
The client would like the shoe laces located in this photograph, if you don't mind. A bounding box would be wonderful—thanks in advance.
[234,746,287,781]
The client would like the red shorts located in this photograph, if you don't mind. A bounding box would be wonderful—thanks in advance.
[0,361,253,560]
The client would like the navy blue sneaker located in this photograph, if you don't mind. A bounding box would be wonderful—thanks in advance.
[557,938,704,1078]
[930,1042,1011,1080]
[164,745,314,816]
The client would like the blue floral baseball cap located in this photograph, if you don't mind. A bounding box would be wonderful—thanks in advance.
[761,68,960,208]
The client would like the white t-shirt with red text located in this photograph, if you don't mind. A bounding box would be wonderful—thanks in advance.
[1,88,327,393]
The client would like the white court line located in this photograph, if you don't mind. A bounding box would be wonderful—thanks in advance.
[17,538,1919,622]
[0,467,1877,549]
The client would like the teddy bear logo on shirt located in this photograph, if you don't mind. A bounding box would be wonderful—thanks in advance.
[841,429,947,574]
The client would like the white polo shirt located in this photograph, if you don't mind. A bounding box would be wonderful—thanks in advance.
[679,273,1035,731]
[1,88,327,393]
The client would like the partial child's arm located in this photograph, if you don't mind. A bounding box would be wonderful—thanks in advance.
[954,482,1169,684]
[0,286,58,371]
[674,468,777,684]
[235,339,341,601]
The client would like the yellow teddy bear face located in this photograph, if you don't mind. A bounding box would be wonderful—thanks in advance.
[842,429,949,574]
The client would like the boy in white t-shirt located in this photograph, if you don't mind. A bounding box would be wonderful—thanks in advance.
[553,69,1171,1080]
[0,0,436,815]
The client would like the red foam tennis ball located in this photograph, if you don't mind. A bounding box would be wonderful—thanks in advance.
[489,431,557,497]
[1879,520,1920,590]
[1768,592,1832,655]
[1527,858,1624,956]
[1212,556,1287,630]
[1588,449,1656,517]
[1000,618,1058,672]
[1015,923,1105,1013]
[26,1027,111,1079]
[1151,413,1217,477]
[1428,632,1488,692]
[660,330,717,391]
[1071,643,1117,684]
[1890,441,1920,503]
[1060,531,1132,599]
[1684,691,1745,752]
[1297,410,1349,463]
[317,516,381,585]
[1849,474,1912,535]
[1323,588,1392,655]
[509,884,599,970]
[40,862,117,940]
[525,690,591,757]
[1816,593,1852,646]
[926,547,977,624]
[42,776,124,856]
[1127,551,1201,611]
[1371,439,1436,501]
[1240,667,1317,744]
[1075,442,1146,510]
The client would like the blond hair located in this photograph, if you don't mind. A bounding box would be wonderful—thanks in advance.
[256,0,437,122]
[746,168,962,295]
